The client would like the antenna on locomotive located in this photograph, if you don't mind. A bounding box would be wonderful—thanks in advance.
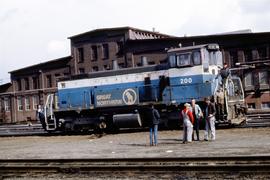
[112,59,119,70]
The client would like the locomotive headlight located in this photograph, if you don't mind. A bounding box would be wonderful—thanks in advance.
[207,44,219,50]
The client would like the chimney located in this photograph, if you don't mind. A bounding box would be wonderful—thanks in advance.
[141,56,148,66]
[112,60,119,70]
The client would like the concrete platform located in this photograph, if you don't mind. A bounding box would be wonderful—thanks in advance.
[0,127,269,159]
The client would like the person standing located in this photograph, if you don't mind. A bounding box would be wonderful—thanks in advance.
[191,99,203,141]
[181,103,194,143]
[204,97,216,141]
[148,105,160,146]
[220,63,231,86]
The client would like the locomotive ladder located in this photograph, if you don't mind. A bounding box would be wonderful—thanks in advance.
[44,94,57,131]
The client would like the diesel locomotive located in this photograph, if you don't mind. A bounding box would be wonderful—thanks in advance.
[41,44,246,132]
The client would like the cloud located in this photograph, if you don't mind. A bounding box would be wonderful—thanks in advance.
[47,40,69,54]
[0,8,18,23]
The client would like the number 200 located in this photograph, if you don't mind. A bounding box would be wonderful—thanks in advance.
[180,78,192,84]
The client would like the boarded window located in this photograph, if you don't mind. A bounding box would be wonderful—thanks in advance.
[78,48,84,63]
[92,66,99,72]
[32,76,39,89]
[24,78,29,90]
[102,44,109,59]
[46,75,52,88]
[91,46,98,61]
[17,79,22,91]
[79,68,85,74]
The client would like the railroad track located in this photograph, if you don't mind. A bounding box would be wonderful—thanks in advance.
[1,156,270,179]
[245,113,270,127]
[0,123,47,136]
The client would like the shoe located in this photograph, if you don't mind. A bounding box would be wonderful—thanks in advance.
[182,141,187,144]
[204,139,208,141]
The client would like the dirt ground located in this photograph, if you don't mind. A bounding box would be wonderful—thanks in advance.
[0,127,269,159]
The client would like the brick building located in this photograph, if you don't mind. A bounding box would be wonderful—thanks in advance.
[0,27,269,124]
[0,56,71,124]
[69,27,171,74]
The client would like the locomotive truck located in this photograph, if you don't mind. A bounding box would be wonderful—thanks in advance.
[41,44,246,133]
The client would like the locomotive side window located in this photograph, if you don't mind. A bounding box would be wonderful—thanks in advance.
[169,55,176,67]
[176,53,191,67]
[202,49,209,72]
[192,51,201,65]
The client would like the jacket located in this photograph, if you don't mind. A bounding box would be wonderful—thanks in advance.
[191,104,202,119]
[150,108,160,125]
[204,102,216,118]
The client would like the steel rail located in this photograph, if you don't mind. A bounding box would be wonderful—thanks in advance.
[0,156,270,173]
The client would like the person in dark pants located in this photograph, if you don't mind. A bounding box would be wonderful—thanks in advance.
[148,104,160,146]
[191,99,203,141]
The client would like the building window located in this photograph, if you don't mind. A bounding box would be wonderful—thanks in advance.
[32,96,39,110]
[261,102,270,109]
[229,51,238,67]
[24,78,30,90]
[103,65,110,70]
[258,47,267,59]
[102,44,109,59]
[17,96,23,111]
[247,103,255,110]
[46,75,52,88]
[4,98,10,112]
[159,60,167,65]
[32,76,39,89]
[25,96,31,111]
[91,46,98,61]
[78,48,84,63]
[17,79,22,91]
[92,66,99,72]
[116,42,123,55]
[244,72,253,86]
[118,63,125,68]
[259,71,269,85]
[244,50,252,62]
[79,68,85,74]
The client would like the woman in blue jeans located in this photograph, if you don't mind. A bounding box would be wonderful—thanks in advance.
[148,105,160,146]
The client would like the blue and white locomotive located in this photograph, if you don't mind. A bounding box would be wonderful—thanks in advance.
[43,44,246,132]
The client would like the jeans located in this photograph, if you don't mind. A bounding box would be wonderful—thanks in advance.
[150,124,158,145]
[183,119,193,142]
[204,116,216,140]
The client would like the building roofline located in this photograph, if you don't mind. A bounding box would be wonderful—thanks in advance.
[9,56,71,74]
[126,31,270,43]
[68,26,172,39]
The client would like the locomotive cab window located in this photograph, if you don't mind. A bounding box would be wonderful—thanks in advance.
[192,51,201,65]
[209,50,222,66]
[176,53,191,67]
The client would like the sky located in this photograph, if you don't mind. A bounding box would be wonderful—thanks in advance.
[0,0,270,84]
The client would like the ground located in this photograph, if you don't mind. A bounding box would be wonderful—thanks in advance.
[0,127,269,159]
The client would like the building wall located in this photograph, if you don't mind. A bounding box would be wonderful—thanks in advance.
[0,57,71,124]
